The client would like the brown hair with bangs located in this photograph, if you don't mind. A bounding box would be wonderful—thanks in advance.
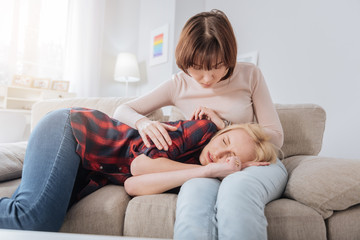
[175,9,237,81]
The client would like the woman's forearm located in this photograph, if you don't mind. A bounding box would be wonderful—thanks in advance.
[131,154,201,176]
[124,167,208,196]
[126,157,246,196]
[113,104,145,129]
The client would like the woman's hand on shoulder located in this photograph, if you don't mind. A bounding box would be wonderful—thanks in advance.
[135,117,177,151]
[191,106,225,130]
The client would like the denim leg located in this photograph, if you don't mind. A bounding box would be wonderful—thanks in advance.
[0,108,80,231]
[174,178,220,240]
[216,160,288,240]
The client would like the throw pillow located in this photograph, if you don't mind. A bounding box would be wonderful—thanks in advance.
[0,141,27,182]
[283,155,360,219]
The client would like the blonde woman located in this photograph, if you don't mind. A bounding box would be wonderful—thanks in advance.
[114,9,287,239]
[0,108,274,231]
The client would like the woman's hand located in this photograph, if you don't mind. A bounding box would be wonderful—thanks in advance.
[135,117,177,151]
[205,156,271,179]
[191,106,225,129]
[241,161,270,170]
[205,156,242,179]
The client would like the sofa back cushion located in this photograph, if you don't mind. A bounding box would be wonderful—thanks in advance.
[276,104,326,158]
[32,99,326,159]
[31,97,164,131]
[169,104,326,158]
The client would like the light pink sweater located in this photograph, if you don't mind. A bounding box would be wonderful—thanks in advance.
[114,62,283,148]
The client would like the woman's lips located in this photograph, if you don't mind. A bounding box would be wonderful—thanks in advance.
[200,83,212,88]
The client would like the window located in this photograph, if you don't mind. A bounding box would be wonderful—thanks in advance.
[0,0,69,85]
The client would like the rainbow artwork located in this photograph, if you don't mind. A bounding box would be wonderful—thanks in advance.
[153,33,164,58]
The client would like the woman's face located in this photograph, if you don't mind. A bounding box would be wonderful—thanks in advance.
[199,128,256,166]
[187,63,228,88]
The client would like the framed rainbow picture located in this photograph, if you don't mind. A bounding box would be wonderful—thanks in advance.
[149,24,169,66]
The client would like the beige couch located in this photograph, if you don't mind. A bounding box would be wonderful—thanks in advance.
[1,97,360,240]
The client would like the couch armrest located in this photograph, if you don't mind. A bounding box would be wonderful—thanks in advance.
[0,141,27,182]
[283,155,360,219]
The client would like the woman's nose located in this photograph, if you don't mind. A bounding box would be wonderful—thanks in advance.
[203,71,214,82]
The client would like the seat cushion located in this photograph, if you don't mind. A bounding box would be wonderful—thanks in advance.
[124,193,177,239]
[266,198,326,240]
[60,185,131,236]
[283,156,360,219]
[326,204,360,240]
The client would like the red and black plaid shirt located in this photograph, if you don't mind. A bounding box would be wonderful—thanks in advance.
[70,108,217,199]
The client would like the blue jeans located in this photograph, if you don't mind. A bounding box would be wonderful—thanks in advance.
[0,109,80,231]
[174,159,288,240]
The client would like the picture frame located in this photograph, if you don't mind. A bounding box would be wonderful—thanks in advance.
[237,51,259,66]
[149,24,169,66]
[51,80,69,92]
[32,78,51,89]
[12,75,33,87]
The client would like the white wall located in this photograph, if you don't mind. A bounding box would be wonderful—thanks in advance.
[99,0,140,97]
[204,0,360,159]
[99,0,360,159]
[133,0,177,97]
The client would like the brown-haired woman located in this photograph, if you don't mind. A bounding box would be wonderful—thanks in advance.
[114,9,287,240]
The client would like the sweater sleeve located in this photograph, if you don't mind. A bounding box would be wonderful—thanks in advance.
[113,79,176,128]
[250,66,284,148]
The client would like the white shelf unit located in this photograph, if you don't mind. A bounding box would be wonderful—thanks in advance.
[0,85,76,111]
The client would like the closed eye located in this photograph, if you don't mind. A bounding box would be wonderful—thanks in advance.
[214,62,224,69]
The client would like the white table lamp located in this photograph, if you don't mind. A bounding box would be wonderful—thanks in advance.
[114,53,140,97]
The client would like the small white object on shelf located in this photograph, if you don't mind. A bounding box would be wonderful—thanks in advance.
[0,85,76,111]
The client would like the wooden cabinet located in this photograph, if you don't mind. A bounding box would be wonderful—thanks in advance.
[0,85,76,111]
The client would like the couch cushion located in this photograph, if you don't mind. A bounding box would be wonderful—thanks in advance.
[60,185,131,236]
[326,204,360,240]
[265,198,326,240]
[169,104,326,158]
[276,104,326,158]
[0,142,27,182]
[31,97,164,131]
[283,156,360,219]
[124,194,177,239]
[0,178,21,197]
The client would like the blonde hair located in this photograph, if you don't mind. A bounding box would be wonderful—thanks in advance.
[212,123,278,164]
[175,9,237,80]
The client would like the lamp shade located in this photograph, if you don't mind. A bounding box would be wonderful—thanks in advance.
[114,53,140,82]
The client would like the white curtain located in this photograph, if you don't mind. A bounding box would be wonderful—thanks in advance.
[0,0,69,85]
[64,0,106,97]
